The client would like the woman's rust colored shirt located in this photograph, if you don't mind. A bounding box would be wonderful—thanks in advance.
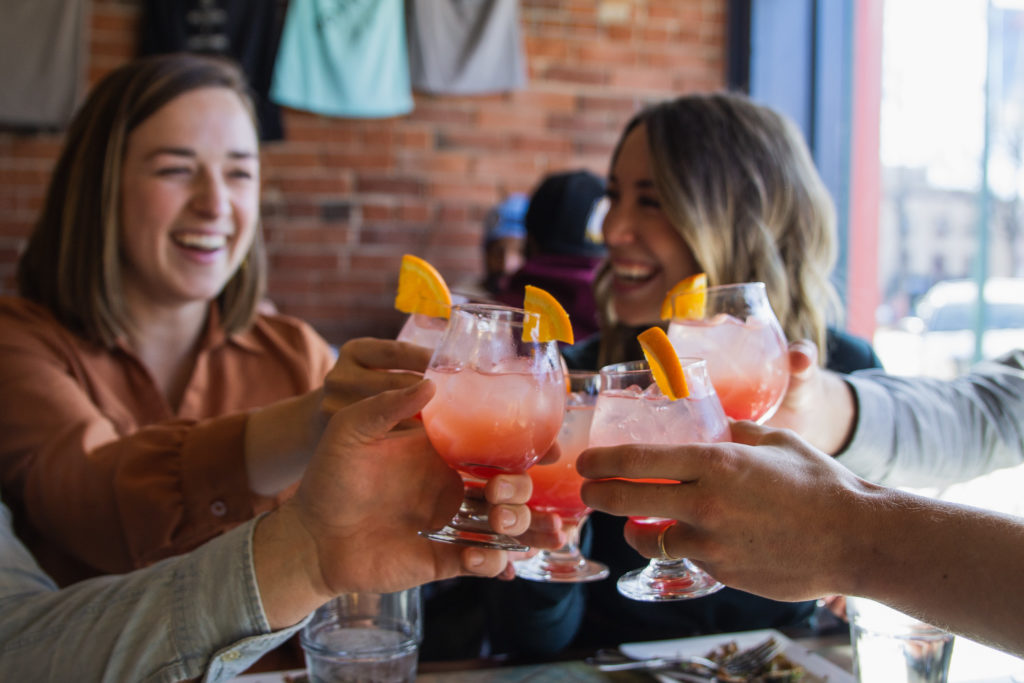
[0,296,335,586]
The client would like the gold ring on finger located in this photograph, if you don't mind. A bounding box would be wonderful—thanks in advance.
[657,524,680,561]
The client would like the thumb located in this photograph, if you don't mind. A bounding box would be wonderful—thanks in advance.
[323,379,436,445]
[787,339,818,379]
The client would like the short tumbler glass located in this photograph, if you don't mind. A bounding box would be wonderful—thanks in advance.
[301,587,423,683]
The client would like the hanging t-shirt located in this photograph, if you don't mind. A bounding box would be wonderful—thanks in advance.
[270,0,413,119]
[405,0,526,95]
[139,0,288,141]
[0,0,87,129]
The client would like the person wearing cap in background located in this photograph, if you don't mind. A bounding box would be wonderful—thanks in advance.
[477,193,530,298]
[497,170,608,339]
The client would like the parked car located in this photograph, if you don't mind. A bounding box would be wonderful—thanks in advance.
[873,277,1024,378]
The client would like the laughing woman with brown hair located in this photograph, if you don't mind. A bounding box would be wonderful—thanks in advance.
[0,53,339,586]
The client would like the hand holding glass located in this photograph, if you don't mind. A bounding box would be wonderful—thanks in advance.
[420,304,565,550]
[589,358,730,601]
[666,282,788,422]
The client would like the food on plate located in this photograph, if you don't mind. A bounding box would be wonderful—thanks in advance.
[705,638,806,682]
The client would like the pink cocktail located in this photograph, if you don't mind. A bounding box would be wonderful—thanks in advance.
[526,404,592,521]
[422,366,564,480]
[666,282,789,423]
[590,358,730,601]
[515,372,610,583]
[420,303,565,551]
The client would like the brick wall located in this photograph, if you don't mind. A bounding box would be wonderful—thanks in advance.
[0,0,727,345]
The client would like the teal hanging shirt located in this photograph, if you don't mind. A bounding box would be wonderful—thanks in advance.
[271,0,413,118]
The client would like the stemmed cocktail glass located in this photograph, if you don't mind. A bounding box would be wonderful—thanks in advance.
[589,359,730,601]
[666,282,788,423]
[514,371,610,583]
[420,303,566,550]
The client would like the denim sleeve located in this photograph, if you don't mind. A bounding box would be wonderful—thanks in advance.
[0,507,309,682]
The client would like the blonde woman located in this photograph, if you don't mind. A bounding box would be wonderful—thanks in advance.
[492,93,882,658]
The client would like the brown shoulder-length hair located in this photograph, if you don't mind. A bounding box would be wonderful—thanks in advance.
[17,53,267,347]
[594,91,840,366]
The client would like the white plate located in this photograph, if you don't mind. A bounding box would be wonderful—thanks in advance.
[619,628,854,682]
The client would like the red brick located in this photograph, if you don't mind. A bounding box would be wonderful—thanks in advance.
[429,181,499,203]
[0,0,731,322]
[405,103,476,127]
[543,65,609,86]
[476,106,549,132]
[323,151,395,172]
[437,130,509,153]
[270,251,341,272]
[406,152,472,176]
[271,176,352,195]
[472,155,543,181]
[578,95,643,116]
[356,176,425,197]
[608,67,679,93]
[508,133,574,155]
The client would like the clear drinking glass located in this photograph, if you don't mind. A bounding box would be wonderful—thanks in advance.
[420,303,566,550]
[301,587,422,683]
[847,597,955,683]
[396,294,468,349]
[589,359,730,601]
[666,282,788,423]
[514,371,610,583]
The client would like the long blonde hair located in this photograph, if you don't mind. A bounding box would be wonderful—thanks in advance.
[17,53,267,347]
[595,92,840,365]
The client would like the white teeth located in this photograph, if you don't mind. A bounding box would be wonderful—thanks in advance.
[612,264,654,281]
[173,233,227,251]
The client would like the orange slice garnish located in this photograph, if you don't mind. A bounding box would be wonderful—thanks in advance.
[523,285,574,344]
[637,326,689,400]
[394,254,453,319]
[660,272,708,321]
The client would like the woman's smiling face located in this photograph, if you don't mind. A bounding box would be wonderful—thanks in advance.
[602,123,700,326]
[118,86,260,311]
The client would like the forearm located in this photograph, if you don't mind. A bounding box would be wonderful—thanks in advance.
[842,488,1024,656]
[251,504,330,629]
[0,521,301,682]
[837,351,1024,487]
[245,388,327,496]
[797,370,857,456]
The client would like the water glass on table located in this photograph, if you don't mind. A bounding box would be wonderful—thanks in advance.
[301,587,422,683]
[589,358,731,601]
[847,597,954,683]
[666,281,788,423]
[514,370,610,583]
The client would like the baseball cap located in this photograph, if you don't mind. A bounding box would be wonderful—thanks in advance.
[483,193,529,244]
[524,170,607,258]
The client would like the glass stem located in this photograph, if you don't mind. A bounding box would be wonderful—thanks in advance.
[453,480,492,533]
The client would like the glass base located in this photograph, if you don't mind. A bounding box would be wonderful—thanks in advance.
[514,551,610,583]
[617,559,724,602]
[420,487,529,551]
[419,525,529,551]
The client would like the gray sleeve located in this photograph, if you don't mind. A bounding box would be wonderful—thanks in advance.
[0,512,308,683]
[836,350,1024,488]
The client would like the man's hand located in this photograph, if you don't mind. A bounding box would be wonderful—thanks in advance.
[578,421,880,602]
[255,380,534,627]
